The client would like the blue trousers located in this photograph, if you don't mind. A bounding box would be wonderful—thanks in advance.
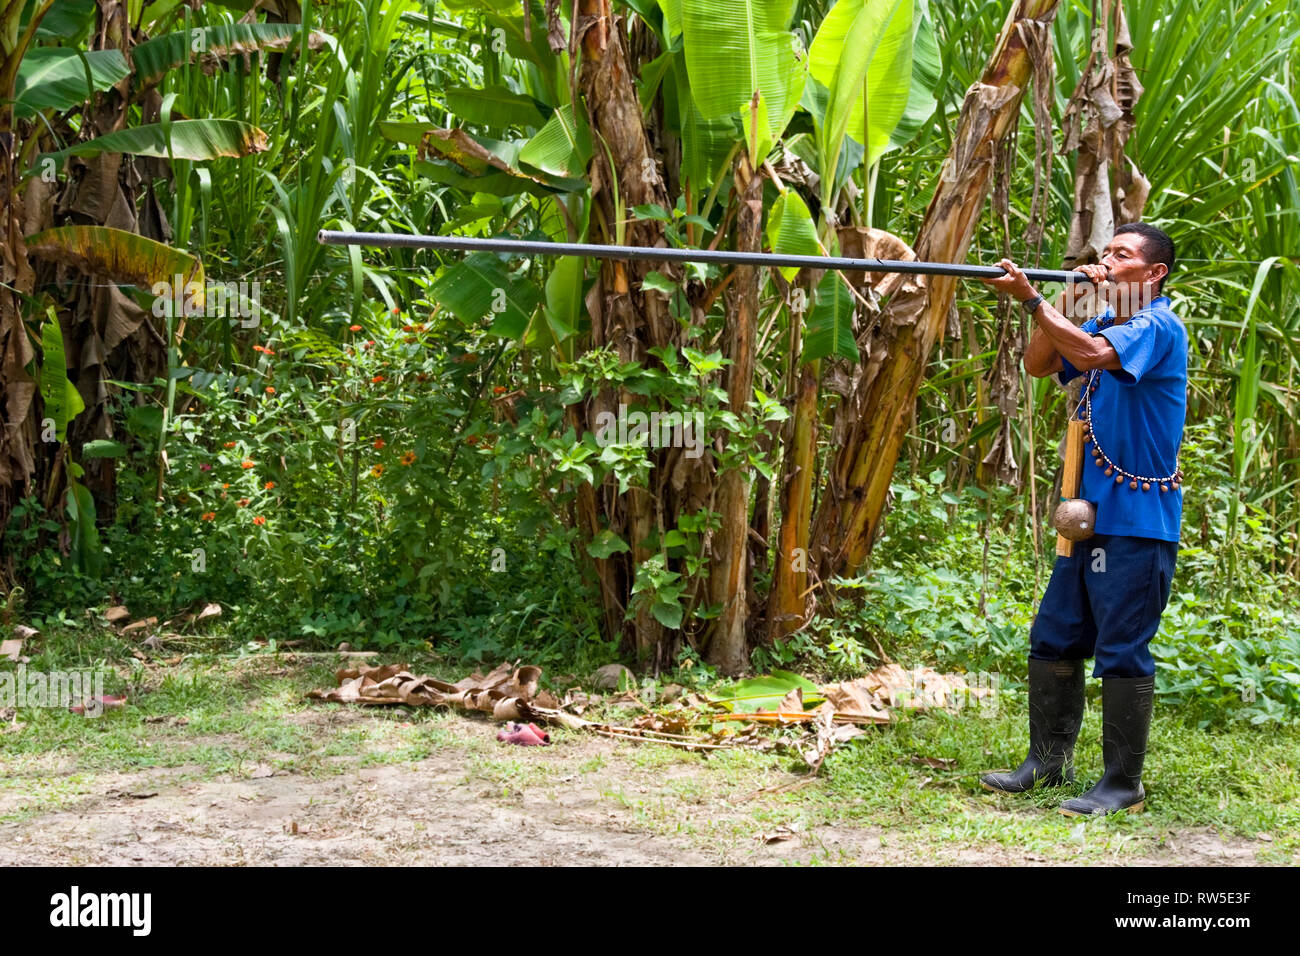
[1030,533,1177,678]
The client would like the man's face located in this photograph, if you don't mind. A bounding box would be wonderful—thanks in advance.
[1098,233,1164,308]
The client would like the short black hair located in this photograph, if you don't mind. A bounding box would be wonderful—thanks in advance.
[1114,222,1175,293]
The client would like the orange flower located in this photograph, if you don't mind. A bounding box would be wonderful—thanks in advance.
[493,385,507,395]
[253,515,266,526]
[415,373,429,383]
[403,335,416,344]
[349,324,362,332]
[241,460,255,469]
[252,345,276,355]
[265,386,276,394]
[363,340,375,349]
[400,451,416,466]
[392,307,401,315]
[264,481,275,490]
[201,511,216,521]
[402,324,414,333]
[371,374,385,384]
[373,438,386,450]
[466,435,478,446]
[223,441,237,448]
[238,498,250,507]
[222,483,230,489]
[371,464,385,477]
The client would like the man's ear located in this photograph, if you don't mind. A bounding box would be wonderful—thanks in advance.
[1148,262,1169,285]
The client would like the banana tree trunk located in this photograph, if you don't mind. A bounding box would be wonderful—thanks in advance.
[767,359,818,640]
[0,0,44,578]
[576,0,682,665]
[704,146,762,675]
[810,0,1062,582]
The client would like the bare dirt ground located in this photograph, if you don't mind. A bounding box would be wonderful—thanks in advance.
[0,705,1270,866]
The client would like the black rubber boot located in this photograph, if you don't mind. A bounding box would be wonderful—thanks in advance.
[980,658,1085,794]
[1059,675,1154,816]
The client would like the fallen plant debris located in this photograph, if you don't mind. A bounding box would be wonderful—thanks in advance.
[307,661,994,770]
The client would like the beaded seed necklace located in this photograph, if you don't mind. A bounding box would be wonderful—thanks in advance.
[1074,312,1184,495]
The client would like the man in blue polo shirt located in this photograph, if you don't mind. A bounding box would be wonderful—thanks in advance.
[976,223,1186,816]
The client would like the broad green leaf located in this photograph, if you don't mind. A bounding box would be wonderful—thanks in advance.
[631,204,671,222]
[641,271,677,294]
[765,191,823,281]
[527,255,584,352]
[651,599,684,629]
[681,0,805,165]
[888,0,941,151]
[715,669,822,712]
[31,0,97,41]
[804,269,858,364]
[544,255,584,344]
[518,104,592,179]
[131,23,328,86]
[668,52,737,190]
[587,529,631,560]
[66,478,103,577]
[38,120,270,167]
[428,252,541,339]
[14,48,130,116]
[657,0,683,41]
[637,49,676,113]
[808,0,913,184]
[26,227,205,308]
[81,439,128,458]
[39,309,84,443]
[481,5,558,88]
[446,86,546,129]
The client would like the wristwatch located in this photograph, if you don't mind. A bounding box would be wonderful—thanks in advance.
[1021,293,1045,315]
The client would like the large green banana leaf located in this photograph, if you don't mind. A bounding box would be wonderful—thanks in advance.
[667,52,737,191]
[38,308,84,444]
[29,0,97,41]
[766,191,824,281]
[679,0,806,166]
[37,120,269,167]
[428,252,542,340]
[13,48,130,116]
[131,23,327,86]
[518,104,592,179]
[446,86,547,130]
[804,268,858,364]
[809,0,914,186]
[887,0,941,151]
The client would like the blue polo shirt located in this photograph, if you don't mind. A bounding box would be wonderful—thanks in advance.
[1055,296,1188,542]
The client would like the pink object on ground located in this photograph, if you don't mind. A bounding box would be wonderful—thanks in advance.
[496,722,548,746]
[68,695,127,715]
